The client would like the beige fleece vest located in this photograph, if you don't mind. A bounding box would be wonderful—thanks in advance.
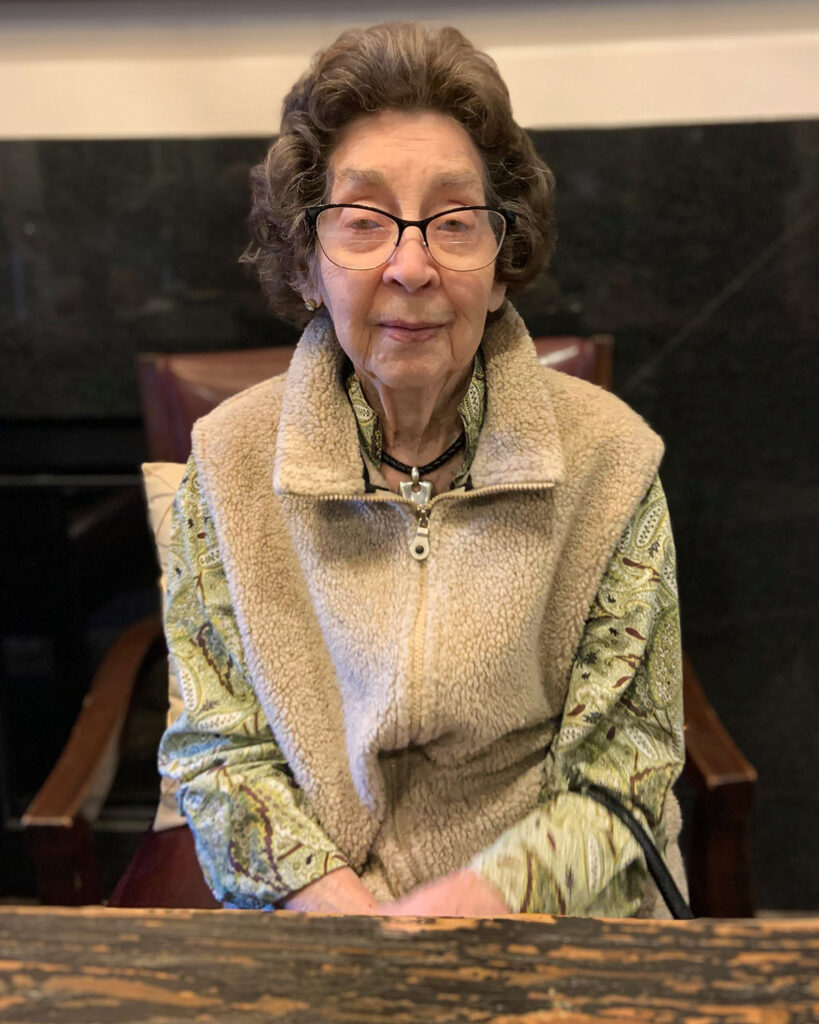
[192,303,667,901]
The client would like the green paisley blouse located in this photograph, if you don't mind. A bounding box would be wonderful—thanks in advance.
[159,361,684,913]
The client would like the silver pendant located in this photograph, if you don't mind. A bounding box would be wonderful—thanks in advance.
[398,466,433,507]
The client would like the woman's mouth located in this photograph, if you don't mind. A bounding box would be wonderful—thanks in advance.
[379,320,445,343]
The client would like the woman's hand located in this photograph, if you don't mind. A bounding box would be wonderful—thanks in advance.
[381,869,511,917]
[278,867,382,914]
[279,866,511,917]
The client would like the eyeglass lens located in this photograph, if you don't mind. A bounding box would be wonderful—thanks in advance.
[316,207,506,271]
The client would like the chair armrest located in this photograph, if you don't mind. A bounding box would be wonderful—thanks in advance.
[681,651,758,916]
[682,651,757,809]
[22,615,164,828]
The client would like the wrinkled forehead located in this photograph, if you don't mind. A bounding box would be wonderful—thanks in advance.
[323,110,490,202]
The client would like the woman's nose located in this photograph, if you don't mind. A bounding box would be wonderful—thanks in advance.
[381,228,438,290]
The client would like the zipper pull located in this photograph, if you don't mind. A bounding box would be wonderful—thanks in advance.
[410,507,430,561]
[399,471,433,561]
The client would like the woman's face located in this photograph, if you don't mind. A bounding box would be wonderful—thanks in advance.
[307,110,506,396]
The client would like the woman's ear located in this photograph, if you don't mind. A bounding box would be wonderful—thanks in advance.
[301,254,325,311]
[488,280,507,313]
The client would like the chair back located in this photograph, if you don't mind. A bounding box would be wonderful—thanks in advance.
[137,335,614,463]
[534,335,613,390]
[137,348,295,463]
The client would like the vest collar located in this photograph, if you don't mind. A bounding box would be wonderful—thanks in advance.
[273,301,565,497]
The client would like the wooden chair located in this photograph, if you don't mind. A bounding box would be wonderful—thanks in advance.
[22,336,757,916]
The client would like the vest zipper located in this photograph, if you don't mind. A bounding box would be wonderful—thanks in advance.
[318,481,555,562]
[317,482,555,783]
[408,554,428,747]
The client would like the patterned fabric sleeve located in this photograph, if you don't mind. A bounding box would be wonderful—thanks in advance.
[470,475,685,916]
[157,458,348,909]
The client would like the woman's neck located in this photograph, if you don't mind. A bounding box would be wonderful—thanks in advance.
[359,368,471,468]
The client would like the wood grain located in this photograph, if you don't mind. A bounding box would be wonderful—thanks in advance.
[1,908,817,1023]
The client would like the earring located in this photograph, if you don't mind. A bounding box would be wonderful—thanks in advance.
[304,298,322,312]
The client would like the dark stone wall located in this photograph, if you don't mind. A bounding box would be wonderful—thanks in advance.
[1,121,816,907]
[525,123,819,912]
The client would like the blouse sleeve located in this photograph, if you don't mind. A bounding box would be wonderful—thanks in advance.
[469,474,685,916]
[157,458,348,909]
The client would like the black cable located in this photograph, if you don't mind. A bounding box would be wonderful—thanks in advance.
[573,783,694,919]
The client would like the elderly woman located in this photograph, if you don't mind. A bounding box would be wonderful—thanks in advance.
[159,22,686,917]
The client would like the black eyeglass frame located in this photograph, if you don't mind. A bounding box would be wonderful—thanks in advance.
[304,204,516,271]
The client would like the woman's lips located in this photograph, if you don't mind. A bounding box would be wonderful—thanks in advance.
[379,320,446,343]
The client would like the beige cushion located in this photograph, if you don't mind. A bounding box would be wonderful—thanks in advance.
[142,461,187,831]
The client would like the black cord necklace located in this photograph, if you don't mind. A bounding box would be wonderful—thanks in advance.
[380,431,466,477]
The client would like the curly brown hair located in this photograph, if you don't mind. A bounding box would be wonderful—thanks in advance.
[241,22,556,327]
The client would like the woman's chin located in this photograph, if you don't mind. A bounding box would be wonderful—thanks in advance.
[367,356,456,394]
[362,337,472,394]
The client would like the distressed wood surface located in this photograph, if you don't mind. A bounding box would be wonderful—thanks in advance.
[1,908,817,1023]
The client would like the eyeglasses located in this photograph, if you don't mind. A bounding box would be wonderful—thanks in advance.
[305,204,515,272]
